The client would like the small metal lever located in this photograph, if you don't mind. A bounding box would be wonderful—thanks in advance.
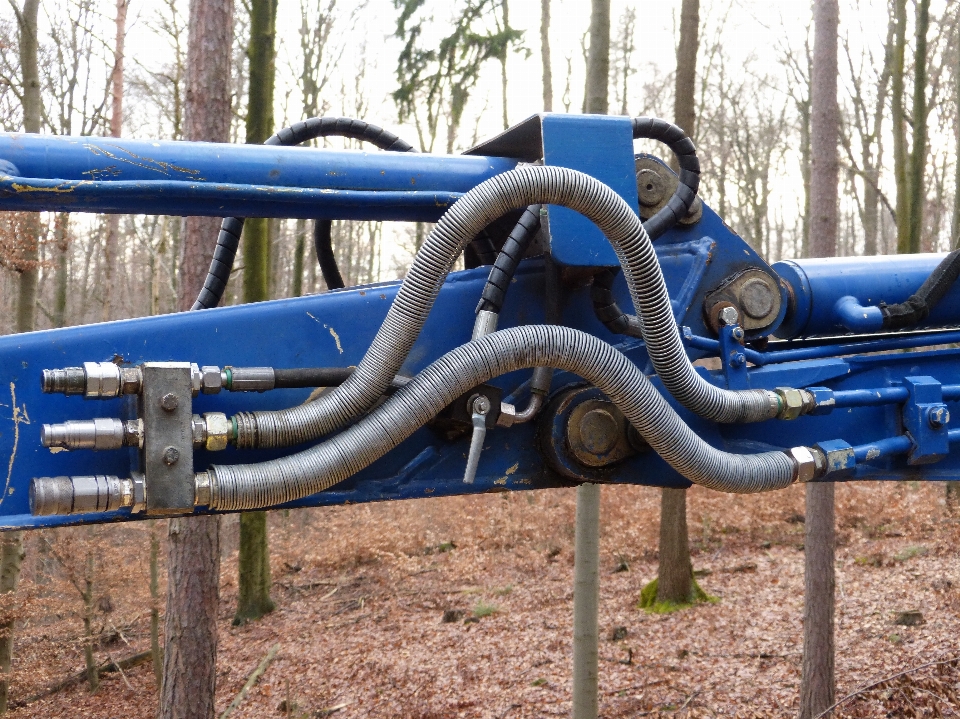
[463,395,491,484]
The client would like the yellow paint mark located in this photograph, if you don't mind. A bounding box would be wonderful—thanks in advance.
[324,324,344,354]
[505,462,519,476]
[494,477,507,485]
[424,488,435,493]
[1,383,28,509]
[516,478,532,485]
[10,181,78,194]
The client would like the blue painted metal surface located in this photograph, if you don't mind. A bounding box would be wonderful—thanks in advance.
[0,134,516,219]
[774,253,960,338]
[1,113,960,532]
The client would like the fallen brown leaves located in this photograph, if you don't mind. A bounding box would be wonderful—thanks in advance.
[5,479,960,717]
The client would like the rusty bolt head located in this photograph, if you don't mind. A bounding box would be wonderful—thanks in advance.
[636,168,667,207]
[162,446,180,465]
[718,306,740,326]
[739,278,777,320]
[578,408,620,455]
[928,405,950,430]
[160,393,179,412]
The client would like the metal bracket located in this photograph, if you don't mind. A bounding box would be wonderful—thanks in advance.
[718,322,749,390]
[139,362,195,514]
[902,376,949,466]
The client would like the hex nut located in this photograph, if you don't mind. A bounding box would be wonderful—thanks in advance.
[776,387,805,420]
[928,405,950,430]
[578,408,620,455]
[203,412,232,451]
[786,446,818,483]
[160,393,179,412]
[200,366,223,395]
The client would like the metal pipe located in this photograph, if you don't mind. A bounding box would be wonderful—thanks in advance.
[852,435,913,462]
[774,253,960,338]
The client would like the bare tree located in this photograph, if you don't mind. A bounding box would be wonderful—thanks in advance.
[0,1,38,712]
[656,0,699,607]
[160,0,234,717]
[540,0,551,111]
[101,0,127,321]
[799,1,839,718]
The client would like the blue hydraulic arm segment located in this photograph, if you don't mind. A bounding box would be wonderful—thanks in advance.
[0,134,517,220]
[3,113,960,532]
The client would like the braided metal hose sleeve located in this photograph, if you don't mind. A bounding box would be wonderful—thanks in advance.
[206,326,796,511]
[631,117,700,241]
[235,165,775,451]
[192,117,417,311]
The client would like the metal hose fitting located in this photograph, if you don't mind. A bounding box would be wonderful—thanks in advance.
[207,326,797,512]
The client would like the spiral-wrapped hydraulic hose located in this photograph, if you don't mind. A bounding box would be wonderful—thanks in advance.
[192,117,416,310]
[206,325,797,511]
[232,165,776,451]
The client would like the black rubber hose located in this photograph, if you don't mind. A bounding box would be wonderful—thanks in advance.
[476,205,542,313]
[590,117,701,337]
[192,117,416,310]
[313,220,345,290]
[880,249,960,330]
[274,367,409,391]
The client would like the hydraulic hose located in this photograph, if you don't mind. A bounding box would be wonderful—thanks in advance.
[233,165,777,451]
[205,326,797,512]
[592,117,701,338]
[192,117,416,310]
[476,205,543,314]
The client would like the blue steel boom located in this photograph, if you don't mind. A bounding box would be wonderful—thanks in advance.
[0,113,957,530]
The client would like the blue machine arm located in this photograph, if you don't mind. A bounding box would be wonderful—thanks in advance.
[1,113,959,531]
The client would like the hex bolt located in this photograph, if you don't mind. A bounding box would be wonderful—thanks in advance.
[162,446,181,465]
[578,408,620,455]
[160,393,179,412]
[732,353,746,367]
[718,306,740,326]
[731,327,745,342]
[928,405,950,430]
[470,395,491,416]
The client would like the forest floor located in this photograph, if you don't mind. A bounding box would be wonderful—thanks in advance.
[6,480,960,718]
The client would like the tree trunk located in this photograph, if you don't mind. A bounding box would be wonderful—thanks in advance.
[160,1,233,717]
[102,0,127,322]
[799,1,838,716]
[907,0,930,254]
[655,0,699,606]
[82,548,98,692]
[540,0,552,112]
[149,520,162,688]
[500,0,510,130]
[235,0,278,626]
[0,3,39,712]
[53,213,69,327]
[292,218,306,297]
[583,0,609,116]
[572,482,600,719]
[656,488,692,602]
[892,0,909,254]
[572,6,610,716]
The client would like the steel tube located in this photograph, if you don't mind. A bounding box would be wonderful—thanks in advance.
[774,253,960,338]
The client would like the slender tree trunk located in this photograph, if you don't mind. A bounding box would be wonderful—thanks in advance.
[907,0,930,254]
[572,482,600,719]
[0,4,40,712]
[500,0,510,129]
[293,218,306,297]
[540,0,552,112]
[102,0,127,321]
[655,0,699,606]
[150,520,162,688]
[236,0,278,626]
[799,1,838,717]
[572,6,610,716]
[53,213,69,327]
[892,0,909,253]
[583,0,609,116]
[161,1,233,717]
[954,23,960,249]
